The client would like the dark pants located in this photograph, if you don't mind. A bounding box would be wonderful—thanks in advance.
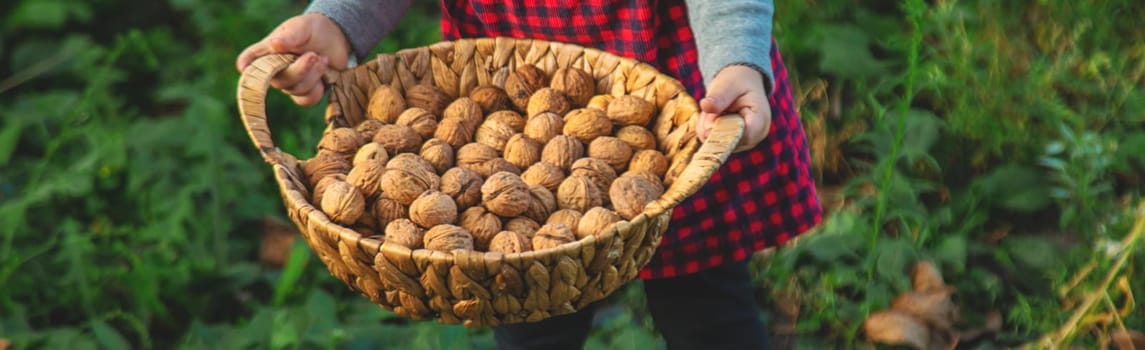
[493,260,771,350]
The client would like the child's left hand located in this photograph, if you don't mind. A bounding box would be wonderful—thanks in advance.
[695,65,772,153]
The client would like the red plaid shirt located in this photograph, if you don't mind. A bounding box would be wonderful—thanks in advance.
[440,0,822,279]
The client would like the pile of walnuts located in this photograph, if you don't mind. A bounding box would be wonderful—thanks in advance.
[299,64,671,255]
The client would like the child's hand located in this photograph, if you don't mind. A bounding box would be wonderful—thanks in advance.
[695,65,772,153]
[236,13,352,107]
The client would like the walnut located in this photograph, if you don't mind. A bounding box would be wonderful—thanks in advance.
[481,172,531,217]
[312,173,347,205]
[405,84,452,117]
[409,190,459,228]
[609,173,665,220]
[487,110,526,133]
[569,157,617,199]
[380,154,441,205]
[586,95,614,112]
[346,156,387,200]
[488,231,533,254]
[504,64,549,111]
[615,125,658,151]
[619,170,665,193]
[440,167,484,211]
[504,217,541,238]
[556,175,603,212]
[434,116,477,148]
[470,85,512,113]
[355,119,386,141]
[521,162,566,193]
[476,119,516,152]
[367,85,407,123]
[396,107,438,140]
[546,209,583,231]
[606,95,656,127]
[456,143,499,174]
[443,97,485,127]
[628,149,669,179]
[480,158,521,178]
[458,206,502,250]
[588,136,633,172]
[419,138,454,174]
[532,223,576,251]
[423,224,475,252]
[524,112,564,144]
[318,127,364,156]
[541,135,585,171]
[352,142,389,168]
[372,196,408,229]
[371,124,423,155]
[526,87,571,118]
[320,179,365,226]
[302,151,351,187]
[550,67,595,107]
[576,207,621,239]
[503,133,541,170]
[383,218,423,249]
[563,108,613,144]
[525,185,558,223]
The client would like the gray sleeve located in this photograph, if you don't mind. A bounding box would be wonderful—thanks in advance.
[305,0,412,62]
[684,0,776,95]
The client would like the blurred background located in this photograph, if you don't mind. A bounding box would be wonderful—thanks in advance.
[1,0,1143,349]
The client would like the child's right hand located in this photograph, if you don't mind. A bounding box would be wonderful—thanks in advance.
[236,13,352,107]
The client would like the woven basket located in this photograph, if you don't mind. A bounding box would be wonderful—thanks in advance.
[236,37,744,327]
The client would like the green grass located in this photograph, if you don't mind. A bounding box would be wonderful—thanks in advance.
[1,0,1143,349]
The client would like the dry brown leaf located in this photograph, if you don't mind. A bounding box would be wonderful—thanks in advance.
[864,309,931,350]
[912,261,946,292]
[891,287,960,332]
[0,339,9,350]
[259,217,298,268]
[1111,330,1145,350]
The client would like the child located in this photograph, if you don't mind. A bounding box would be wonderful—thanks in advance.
[237,1,822,348]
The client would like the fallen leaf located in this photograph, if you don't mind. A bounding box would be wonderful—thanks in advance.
[911,261,946,292]
[0,339,9,350]
[1111,330,1145,350]
[865,309,931,350]
[892,287,960,332]
[259,216,299,268]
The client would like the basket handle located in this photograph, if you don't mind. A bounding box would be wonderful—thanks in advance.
[236,53,300,164]
[653,114,745,211]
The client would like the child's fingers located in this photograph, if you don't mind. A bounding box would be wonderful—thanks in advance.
[734,105,771,153]
[291,84,326,107]
[282,57,327,96]
[271,52,323,91]
[236,40,272,72]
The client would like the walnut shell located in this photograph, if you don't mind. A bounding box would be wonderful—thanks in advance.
[504,64,549,111]
[521,162,566,193]
[405,84,452,117]
[526,87,571,118]
[615,125,658,151]
[628,149,669,179]
[556,175,603,212]
[619,170,665,194]
[372,124,423,155]
[563,108,613,144]
[480,158,521,178]
[409,190,459,228]
[569,157,618,199]
[320,180,365,226]
[587,95,614,112]
[318,127,365,156]
[481,172,531,217]
[488,231,533,254]
[546,209,583,231]
[504,217,541,238]
[541,135,585,171]
[532,223,576,251]
[476,119,516,152]
[524,112,564,144]
[487,110,526,133]
[606,95,656,127]
[346,156,387,200]
[367,85,406,123]
[302,151,351,187]
[380,154,441,205]
[419,138,454,174]
[440,167,484,211]
[456,143,499,174]
[459,206,502,250]
[435,116,477,148]
[355,119,386,141]
[372,196,408,229]
[588,136,633,172]
[503,133,542,170]
[470,85,512,113]
[576,207,621,239]
[423,224,474,252]
[443,97,485,127]
[396,107,439,140]
[550,67,595,107]
[609,173,664,220]
[525,185,558,223]
[312,173,347,205]
[384,218,423,249]
[353,142,390,168]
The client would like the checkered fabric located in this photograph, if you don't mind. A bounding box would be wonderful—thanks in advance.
[440,0,822,279]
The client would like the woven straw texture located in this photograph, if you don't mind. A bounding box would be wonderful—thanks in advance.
[237,37,744,327]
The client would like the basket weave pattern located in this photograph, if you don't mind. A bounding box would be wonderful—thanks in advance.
[237,37,744,327]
